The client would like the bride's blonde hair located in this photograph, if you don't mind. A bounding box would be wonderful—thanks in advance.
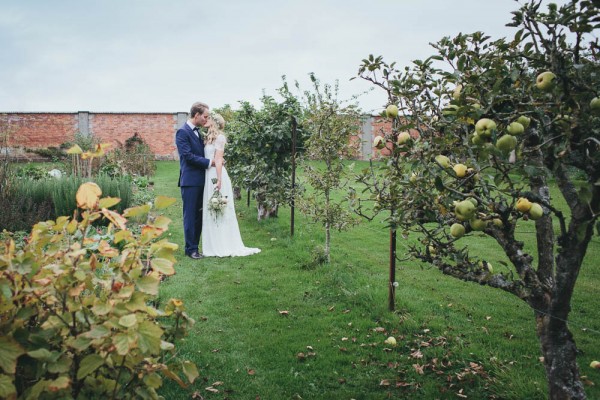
[205,113,226,144]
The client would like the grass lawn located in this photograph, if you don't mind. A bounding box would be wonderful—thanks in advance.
[153,161,599,400]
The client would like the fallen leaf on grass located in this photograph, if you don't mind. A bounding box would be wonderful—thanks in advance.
[413,364,425,375]
[278,310,289,316]
[205,387,219,393]
[379,379,391,387]
[247,369,256,375]
[410,350,423,359]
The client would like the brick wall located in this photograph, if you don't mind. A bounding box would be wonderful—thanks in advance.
[91,113,179,160]
[1,111,396,161]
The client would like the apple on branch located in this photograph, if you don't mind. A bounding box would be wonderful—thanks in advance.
[475,118,497,138]
[536,71,556,91]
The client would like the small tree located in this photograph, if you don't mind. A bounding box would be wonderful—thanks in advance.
[297,73,362,262]
[226,88,305,220]
[355,1,599,398]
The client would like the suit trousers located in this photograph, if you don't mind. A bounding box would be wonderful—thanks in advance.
[181,185,204,255]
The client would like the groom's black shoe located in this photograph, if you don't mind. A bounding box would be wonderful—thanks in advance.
[187,251,203,259]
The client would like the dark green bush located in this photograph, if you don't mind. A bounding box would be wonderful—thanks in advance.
[0,175,134,232]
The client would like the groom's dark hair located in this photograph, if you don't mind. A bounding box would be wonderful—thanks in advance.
[190,102,209,117]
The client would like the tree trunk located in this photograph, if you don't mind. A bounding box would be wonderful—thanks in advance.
[324,221,331,263]
[257,202,278,220]
[536,312,586,399]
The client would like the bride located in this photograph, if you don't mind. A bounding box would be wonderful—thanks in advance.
[201,113,261,257]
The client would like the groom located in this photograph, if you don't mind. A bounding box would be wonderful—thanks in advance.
[176,102,213,259]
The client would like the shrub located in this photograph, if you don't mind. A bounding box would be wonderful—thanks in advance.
[100,134,156,178]
[0,185,198,399]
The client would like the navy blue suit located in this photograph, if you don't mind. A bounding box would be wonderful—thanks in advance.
[176,122,211,256]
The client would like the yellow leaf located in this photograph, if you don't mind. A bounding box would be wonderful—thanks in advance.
[66,144,83,154]
[99,197,121,209]
[101,208,127,230]
[114,230,134,244]
[153,215,171,230]
[123,204,151,218]
[154,196,177,210]
[76,182,102,210]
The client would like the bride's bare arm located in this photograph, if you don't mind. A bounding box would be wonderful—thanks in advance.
[214,149,224,191]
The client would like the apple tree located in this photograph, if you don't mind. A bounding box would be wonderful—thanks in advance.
[225,88,305,220]
[354,1,599,398]
[295,73,362,262]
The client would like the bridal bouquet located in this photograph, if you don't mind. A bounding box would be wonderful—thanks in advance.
[208,178,228,221]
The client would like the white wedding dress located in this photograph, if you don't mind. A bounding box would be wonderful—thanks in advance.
[202,134,261,257]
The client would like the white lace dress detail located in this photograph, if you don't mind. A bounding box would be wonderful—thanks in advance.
[202,134,261,257]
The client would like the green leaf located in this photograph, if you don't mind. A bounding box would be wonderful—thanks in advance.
[76,354,104,380]
[118,314,138,328]
[126,292,149,312]
[137,321,163,354]
[27,348,55,362]
[113,332,136,356]
[143,373,163,389]
[67,336,91,352]
[84,324,111,340]
[0,374,17,399]
[0,336,25,374]
[47,355,72,374]
[182,360,199,384]
[47,376,71,392]
[136,275,160,296]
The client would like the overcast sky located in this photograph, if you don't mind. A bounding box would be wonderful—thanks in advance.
[1,0,569,115]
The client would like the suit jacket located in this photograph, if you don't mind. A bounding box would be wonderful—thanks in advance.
[175,122,211,186]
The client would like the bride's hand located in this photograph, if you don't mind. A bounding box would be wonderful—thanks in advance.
[215,180,222,191]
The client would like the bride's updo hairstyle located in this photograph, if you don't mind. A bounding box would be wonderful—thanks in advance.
[205,113,226,144]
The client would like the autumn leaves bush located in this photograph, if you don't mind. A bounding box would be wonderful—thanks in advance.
[0,183,197,399]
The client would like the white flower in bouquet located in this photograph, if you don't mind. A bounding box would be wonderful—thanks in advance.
[208,178,228,222]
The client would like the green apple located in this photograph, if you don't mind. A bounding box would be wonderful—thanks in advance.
[409,173,418,184]
[452,84,462,100]
[536,71,556,91]
[455,200,476,221]
[470,218,487,231]
[496,134,518,153]
[487,262,494,274]
[435,155,451,169]
[516,115,531,129]
[386,104,399,118]
[373,136,386,150]
[397,131,411,145]
[516,197,532,213]
[384,336,397,346]
[442,104,459,116]
[475,118,497,138]
[591,360,600,369]
[450,223,466,238]
[529,203,543,220]
[506,121,525,136]
[590,97,600,113]
[467,198,478,207]
[453,163,468,178]
[492,218,503,228]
